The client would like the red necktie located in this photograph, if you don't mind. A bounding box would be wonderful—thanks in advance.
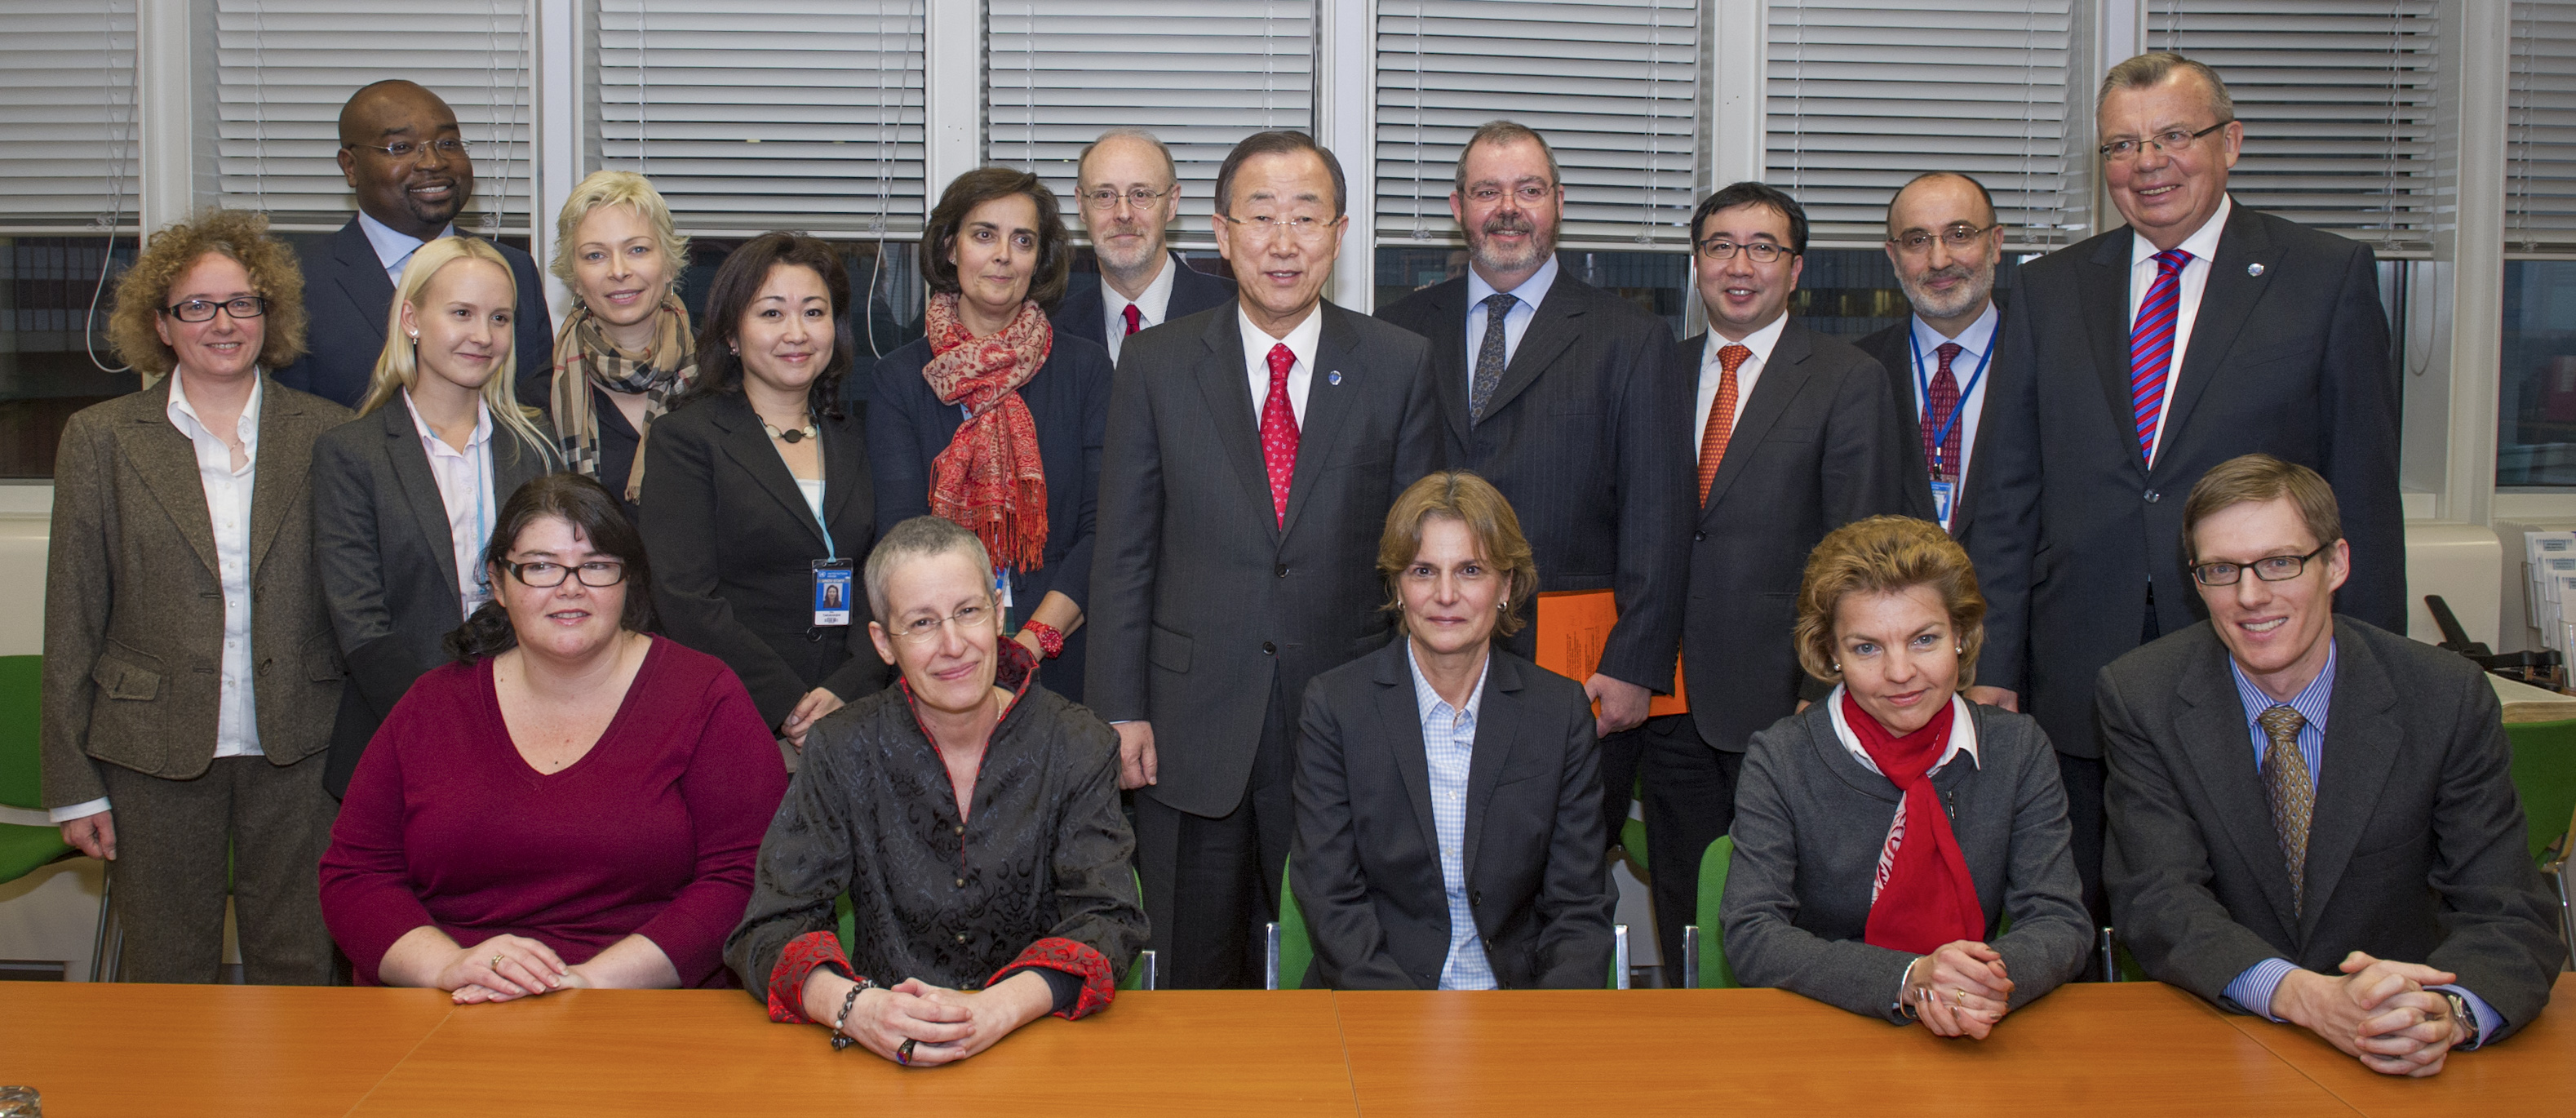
[1696,344,1751,505]
[1922,341,1962,481]
[1261,343,1299,528]
[1121,303,1142,337]
[2130,249,2191,463]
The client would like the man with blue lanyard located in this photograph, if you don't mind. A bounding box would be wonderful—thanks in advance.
[1856,172,2005,554]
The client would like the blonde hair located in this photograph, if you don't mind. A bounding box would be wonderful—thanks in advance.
[1793,516,1986,689]
[548,170,689,299]
[1376,471,1541,639]
[357,237,553,461]
[108,208,308,376]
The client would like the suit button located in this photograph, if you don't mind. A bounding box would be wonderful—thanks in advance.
[955,933,968,943]
[1275,563,1289,578]
[2144,489,2161,503]
[1262,641,1277,654]
[1471,890,1483,907]
[955,878,966,889]
[1693,530,1706,542]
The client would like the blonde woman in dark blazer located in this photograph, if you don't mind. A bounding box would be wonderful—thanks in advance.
[313,236,558,798]
[42,209,352,983]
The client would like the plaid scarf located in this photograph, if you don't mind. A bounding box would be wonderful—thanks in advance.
[551,299,695,502]
[921,292,1050,572]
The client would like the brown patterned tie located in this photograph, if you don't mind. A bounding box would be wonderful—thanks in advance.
[2257,705,2314,915]
[1696,344,1752,505]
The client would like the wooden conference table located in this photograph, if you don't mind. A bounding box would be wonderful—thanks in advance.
[3,976,2569,1116]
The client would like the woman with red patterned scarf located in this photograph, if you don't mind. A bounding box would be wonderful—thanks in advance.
[724,516,1145,1067]
[868,166,1111,702]
[1720,516,2091,1037]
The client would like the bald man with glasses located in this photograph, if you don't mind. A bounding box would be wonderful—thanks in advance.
[1052,128,1237,364]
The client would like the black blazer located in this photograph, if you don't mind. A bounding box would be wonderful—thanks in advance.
[1968,202,2404,760]
[274,216,555,410]
[1376,274,1691,692]
[867,332,1112,702]
[640,393,888,729]
[1049,251,1239,350]
[310,402,556,796]
[2100,618,2564,1038]
[1678,322,1911,752]
[1852,297,2008,548]
[1088,300,1443,818]
[1291,639,1615,989]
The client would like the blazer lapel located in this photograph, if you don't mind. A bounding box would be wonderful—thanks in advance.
[333,219,395,348]
[379,402,463,597]
[1418,282,1475,450]
[118,383,223,579]
[1461,654,1527,883]
[247,379,320,575]
[2171,634,2303,933]
[2155,205,2279,471]
[1371,641,1445,864]
[1700,322,1812,514]
[2295,622,2401,940]
[1280,304,1360,539]
[821,411,864,544]
[1190,310,1280,543]
[1475,286,1583,424]
[2079,230,2146,477]
[712,395,827,551]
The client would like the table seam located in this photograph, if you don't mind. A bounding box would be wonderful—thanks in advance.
[338,1002,459,1117]
[1329,992,1364,1118]
[2215,1007,2367,1116]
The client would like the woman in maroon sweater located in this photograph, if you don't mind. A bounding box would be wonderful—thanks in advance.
[321,472,788,999]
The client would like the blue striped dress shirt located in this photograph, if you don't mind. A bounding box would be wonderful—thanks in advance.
[1408,643,1497,990]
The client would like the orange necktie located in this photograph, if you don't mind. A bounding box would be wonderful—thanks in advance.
[1697,344,1752,504]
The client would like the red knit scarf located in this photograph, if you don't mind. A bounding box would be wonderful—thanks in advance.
[921,293,1051,571]
[1842,690,1985,954]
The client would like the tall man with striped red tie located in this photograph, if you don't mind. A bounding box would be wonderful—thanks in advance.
[1966,52,2405,939]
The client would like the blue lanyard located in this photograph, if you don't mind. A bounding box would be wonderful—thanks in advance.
[1908,326,1992,477]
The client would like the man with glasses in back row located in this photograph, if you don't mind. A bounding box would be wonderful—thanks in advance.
[1967,53,2405,938]
[1051,128,1238,363]
[1856,172,2009,555]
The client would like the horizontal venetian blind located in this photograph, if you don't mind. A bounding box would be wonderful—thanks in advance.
[1767,0,2082,248]
[986,1,1313,245]
[592,0,924,236]
[1374,0,1700,249]
[2511,2,2576,253]
[0,2,137,230]
[211,0,534,230]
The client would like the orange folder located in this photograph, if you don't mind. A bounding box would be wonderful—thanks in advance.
[1533,588,1688,717]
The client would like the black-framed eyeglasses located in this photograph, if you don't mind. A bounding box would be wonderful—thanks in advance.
[2190,544,2328,587]
[162,296,268,323]
[344,137,471,162]
[1082,185,1176,211]
[500,559,627,588]
[1694,239,1795,264]
[2098,122,2229,162]
[1888,223,1997,253]
[889,601,997,643]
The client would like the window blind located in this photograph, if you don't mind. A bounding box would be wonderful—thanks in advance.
[0,2,137,231]
[2511,2,2576,254]
[986,1,1313,245]
[1373,0,1700,249]
[1766,1,2082,248]
[592,1,924,237]
[212,0,533,231]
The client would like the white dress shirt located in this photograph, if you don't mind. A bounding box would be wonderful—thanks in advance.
[357,211,458,287]
[1407,642,1498,990]
[1906,302,2000,522]
[1102,251,1180,365]
[1464,254,1559,391]
[1239,303,1323,428]
[2126,194,2232,466]
[1693,312,1791,464]
[401,392,498,618]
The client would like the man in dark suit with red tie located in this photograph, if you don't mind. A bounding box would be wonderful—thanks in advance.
[1050,129,1237,365]
[1969,52,2405,934]
[1855,172,2008,553]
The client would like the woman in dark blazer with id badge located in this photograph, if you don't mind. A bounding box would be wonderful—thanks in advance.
[641,233,887,751]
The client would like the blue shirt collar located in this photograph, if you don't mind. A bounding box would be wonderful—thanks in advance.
[2228,638,2339,736]
[357,211,457,277]
[1465,252,1560,314]
[1405,640,1491,726]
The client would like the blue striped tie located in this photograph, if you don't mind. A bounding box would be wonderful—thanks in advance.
[2129,248,2192,462]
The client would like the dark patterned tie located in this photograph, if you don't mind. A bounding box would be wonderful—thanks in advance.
[2129,248,2192,463]
[1470,292,1516,421]
[1260,343,1299,528]
[1922,341,1963,481]
[2257,704,2315,915]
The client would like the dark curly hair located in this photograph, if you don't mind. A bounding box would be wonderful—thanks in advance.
[922,166,1071,310]
[446,472,657,663]
[675,231,851,421]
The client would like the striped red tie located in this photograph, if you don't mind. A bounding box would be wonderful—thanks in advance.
[2129,249,2192,463]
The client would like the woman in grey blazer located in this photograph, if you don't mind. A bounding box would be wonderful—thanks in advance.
[1721,515,2090,1036]
[313,237,559,798]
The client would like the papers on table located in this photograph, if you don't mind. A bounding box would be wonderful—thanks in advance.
[2525,531,2576,653]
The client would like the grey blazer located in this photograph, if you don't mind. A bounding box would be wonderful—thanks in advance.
[2101,618,2565,1039]
[311,402,557,796]
[1721,698,2093,1023]
[41,375,352,807]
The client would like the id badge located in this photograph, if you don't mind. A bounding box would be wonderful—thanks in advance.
[1930,479,1956,529]
[993,567,1015,630]
[813,559,854,627]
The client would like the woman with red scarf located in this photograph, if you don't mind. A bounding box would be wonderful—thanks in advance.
[1721,515,2091,1037]
[869,167,1112,702]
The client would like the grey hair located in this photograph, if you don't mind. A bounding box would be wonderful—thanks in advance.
[1452,120,1562,198]
[2098,51,2235,123]
[863,516,994,625]
[1077,127,1178,187]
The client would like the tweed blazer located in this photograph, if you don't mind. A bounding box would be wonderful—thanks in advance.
[41,375,352,807]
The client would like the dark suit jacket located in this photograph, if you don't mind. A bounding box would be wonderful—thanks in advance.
[867,333,1112,702]
[1969,202,2404,760]
[310,402,556,796]
[274,216,556,410]
[1376,274,1691,691]
[1088,300,1443,818]
[1853,297,2008,548]
[1291,639,1615,989]
[41,376,352,807]
[641,393,889,729]
[1049,251,1238,349]
[1678,322,1911,752]
[2100,619,2564,1038]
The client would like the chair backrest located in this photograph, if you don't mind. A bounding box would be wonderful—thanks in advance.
[2507,717,2576,864]
[1120,868,1155,990]
[1273,858,1313,990]
[1694,834,1739,989]
[0,656,42,811]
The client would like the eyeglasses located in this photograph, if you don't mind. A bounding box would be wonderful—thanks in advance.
[162,296,268,323]
[1220,212,1345,242]
[344,137,471,162]
[889,602,996,643]
[2189,544,2328,587]
[1694,239,1795,264]
[2098,122,2228,163]
[500,560,627,588]
[1082,185,1175,211]
[1888,223,1997,254]
[1463,184,1557,206]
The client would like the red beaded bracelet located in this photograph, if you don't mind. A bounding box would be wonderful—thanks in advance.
[1020,619,1065,659]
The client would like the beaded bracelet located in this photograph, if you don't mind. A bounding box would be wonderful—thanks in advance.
[829,976,879,1051]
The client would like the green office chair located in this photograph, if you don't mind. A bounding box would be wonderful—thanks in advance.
[1678,834,1736,989]
[1119,868,1158,991]
[2507,718,2576,865]
[0,655,112,982]
[1263,859,1311,990]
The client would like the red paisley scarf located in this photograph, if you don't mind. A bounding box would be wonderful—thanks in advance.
[921,292,1051,571]
[1843,690,1986,954]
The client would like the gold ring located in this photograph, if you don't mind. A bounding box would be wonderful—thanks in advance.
[492,956,505,970]
[1953,987,1968,1005]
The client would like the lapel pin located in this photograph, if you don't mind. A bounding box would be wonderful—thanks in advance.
[1328,370,1342,386]
[2246,262,2266,277]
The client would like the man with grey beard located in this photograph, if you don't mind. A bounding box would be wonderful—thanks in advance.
[1856,172,2006,551]
[1377,122,1691,970]
[1051,128,1236,362]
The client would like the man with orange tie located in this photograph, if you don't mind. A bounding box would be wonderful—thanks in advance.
[1051,128,1237,363]
[1647,181,1908,987]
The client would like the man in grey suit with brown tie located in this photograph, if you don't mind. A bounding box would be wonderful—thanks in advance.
[1089,131,1443,988]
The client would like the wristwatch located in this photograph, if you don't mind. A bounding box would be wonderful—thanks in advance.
[2441,991,2480,1050]
[1020,619,1065,659]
